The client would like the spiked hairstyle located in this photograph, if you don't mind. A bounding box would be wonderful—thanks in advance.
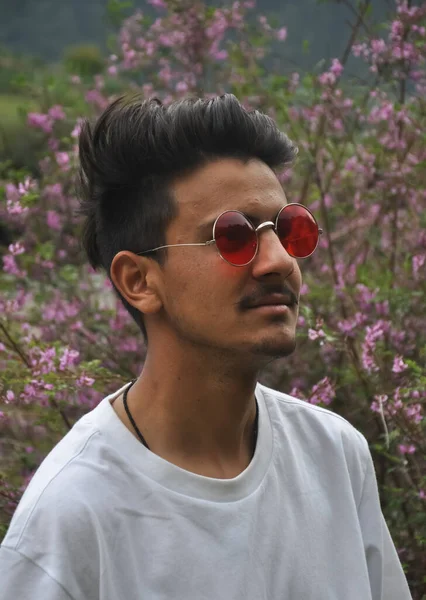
[76,94,297,341]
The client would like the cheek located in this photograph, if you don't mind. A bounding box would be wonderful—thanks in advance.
[165,256,243,317]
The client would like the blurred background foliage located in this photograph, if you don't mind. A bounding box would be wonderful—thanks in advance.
[0,0,389,66]
[0,0,391,173]
[0,0,425,596]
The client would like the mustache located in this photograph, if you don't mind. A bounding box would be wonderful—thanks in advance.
[239,283,299,310]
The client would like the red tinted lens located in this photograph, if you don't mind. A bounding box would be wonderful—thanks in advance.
[214,211,257,265]
[277,204,319,258]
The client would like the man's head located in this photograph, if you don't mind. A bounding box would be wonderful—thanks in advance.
[78,94,307,364]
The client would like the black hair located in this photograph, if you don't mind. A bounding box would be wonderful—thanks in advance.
[76,93,297,342]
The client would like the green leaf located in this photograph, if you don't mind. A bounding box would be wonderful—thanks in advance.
[36,241,54,261]
[59,264,79,283]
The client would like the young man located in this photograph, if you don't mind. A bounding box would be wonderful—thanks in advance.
[0,94,412,599]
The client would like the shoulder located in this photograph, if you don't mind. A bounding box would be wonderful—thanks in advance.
[2,416,108,554]
[258,382,370,471]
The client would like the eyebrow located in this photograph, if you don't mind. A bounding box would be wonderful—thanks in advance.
[196,210,279,236]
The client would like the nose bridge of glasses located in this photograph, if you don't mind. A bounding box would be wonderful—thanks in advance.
[255,220,285,254]
[255,221,275,235]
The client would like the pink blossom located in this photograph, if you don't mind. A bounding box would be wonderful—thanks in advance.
[48,138,59,151]
[18,177,36,196]
[212,49,229,61]
[206,15,228,40]
[55,152,70,170]
[44,183,64,201]
[309,377,336,406]
[6,183,20,203]
[352,43,368,58]
[8,242,25,256]
[2,255,27,278]
[6,390,15,403]
[375,301,389,316]
[371,39,386,55]
[176,81,189,93]
[276,27,287,41]
[332,119,344,131]
[257,15,272,33]
[318,72,336,86]
[405,403,423,424]
[71,121,82,138]
[48,105,66,120]
[76,374,95,388]
[118,338,139,352]
[337,312,367,335]
[398,444,416,455]
[412,254,425,278]
[361,320,388,373]
[145,41,156,56]
[390,19,404,41]
[147,0,166,8]
[59,348,80,371]
[356,284,378,310]
[159,64,172,84]
[159,33,173,47]
[330,58,343,77]
[368,101,394,123]
[344,156,358,171]
[36,347,57,375]
[142,83,154,97]
[308,328,325,341]
[85,89,108,110]
[392,355,408,373]
[108,65,118,76]
[27,113,53,134]
[47,211,62,231]
[371,394,388,413]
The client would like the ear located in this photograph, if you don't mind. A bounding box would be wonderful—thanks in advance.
[110,251,163,315]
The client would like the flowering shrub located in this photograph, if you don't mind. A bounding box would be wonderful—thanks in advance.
[0,0,425,595]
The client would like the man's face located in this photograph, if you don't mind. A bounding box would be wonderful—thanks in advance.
[155,158,302,361]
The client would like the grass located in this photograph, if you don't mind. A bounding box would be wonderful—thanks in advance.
[0,93,38,124]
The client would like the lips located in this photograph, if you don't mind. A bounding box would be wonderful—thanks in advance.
[249,294,295,309]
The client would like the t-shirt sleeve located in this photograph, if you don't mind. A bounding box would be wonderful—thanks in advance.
[0,546,74,600]
[357,438,413,600]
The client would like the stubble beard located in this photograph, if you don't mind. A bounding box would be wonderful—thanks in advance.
[250,333,297,360]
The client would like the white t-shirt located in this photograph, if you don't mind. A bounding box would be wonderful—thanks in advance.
[0,382,412,600]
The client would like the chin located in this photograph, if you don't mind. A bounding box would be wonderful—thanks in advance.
[250,334,297,359]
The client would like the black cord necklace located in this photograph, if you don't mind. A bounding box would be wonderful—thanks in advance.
[122,379,259,456]
[123,379,149,448]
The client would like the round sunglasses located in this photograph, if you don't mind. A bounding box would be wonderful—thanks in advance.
[136,203,323,267]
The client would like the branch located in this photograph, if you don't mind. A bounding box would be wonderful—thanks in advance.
[339,0,372,36]
[0,322,72,431]
[390,0,412,288]
[0,322,31,368]
[340,0,372,66]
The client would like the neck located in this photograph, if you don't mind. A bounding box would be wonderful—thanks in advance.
[114,336,261,478]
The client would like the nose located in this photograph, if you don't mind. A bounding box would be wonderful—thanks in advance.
[250,223,296,278]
